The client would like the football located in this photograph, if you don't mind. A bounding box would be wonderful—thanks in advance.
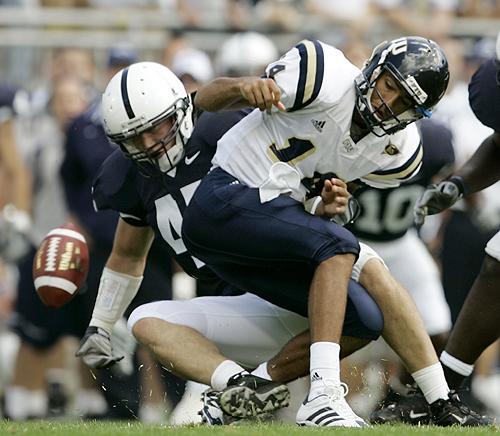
[32,222,89,308]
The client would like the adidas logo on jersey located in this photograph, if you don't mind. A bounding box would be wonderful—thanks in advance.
[311,119,326,132]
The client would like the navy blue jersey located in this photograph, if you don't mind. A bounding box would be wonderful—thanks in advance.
[469,58,500,132]
[92,109,248,293]
[347,119,455,241]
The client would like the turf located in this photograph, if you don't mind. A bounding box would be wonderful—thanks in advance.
[1,421,499,436]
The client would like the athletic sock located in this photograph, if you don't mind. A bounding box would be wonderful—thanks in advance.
[440,351,474,389]
[211,360,248,391]
[411,362,450,404]
[309,342,340,399]
[251,362,272,380]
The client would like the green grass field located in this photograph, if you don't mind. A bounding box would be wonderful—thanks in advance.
[1,421,499,436]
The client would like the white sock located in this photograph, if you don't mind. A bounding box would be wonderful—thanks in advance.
[75,389,108,415]
[309,342,341,398]
[251,362,272,380]
[211,360,247,391]
[29,390,48,417]
[440,351,474,377]
[412,362,450,404]
[4,386,30,420]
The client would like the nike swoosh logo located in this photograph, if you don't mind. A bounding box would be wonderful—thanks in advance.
[185,151,201,165]
[450,413,467,424]
[409,410,429,419]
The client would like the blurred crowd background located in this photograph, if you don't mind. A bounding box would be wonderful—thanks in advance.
[0,0,498,426]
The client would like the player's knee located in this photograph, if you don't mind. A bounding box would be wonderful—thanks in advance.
[319,252,357,271]
[347,280,384,338]
[130,317,160,344]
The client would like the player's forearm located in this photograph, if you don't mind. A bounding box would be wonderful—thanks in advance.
[90,220,152,331]
[194,77,253,111]
[456,132,500,194]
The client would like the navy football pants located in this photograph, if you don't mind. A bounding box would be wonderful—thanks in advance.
[183,167,383,339]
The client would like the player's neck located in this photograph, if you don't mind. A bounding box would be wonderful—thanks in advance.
[350,108,371,143]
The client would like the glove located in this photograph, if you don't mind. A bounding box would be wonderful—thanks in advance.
[414,176,465,227]
[331,196,361,226]
[0,204,31,262]
[76,326,124,369]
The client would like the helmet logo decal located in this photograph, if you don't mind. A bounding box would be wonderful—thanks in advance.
[384,143,400,155]
[120,67,136,119]
[379,38,408,65]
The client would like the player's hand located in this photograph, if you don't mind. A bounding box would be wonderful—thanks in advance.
[76,326,124,369]
[239,77,286,112]
[314,178,361,225]
[319,178,349,217]
[414,178,464,226]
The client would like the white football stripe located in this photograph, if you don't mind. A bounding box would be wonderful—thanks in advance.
[34,276,78,294]
[46,227,86,243]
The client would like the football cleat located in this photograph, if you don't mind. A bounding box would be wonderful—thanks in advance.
[199,389,229,425]
[199,388,273,425]
[370,388,431,425]
[429,391,495,427]
[219,373,290,418]
[296,382,368,427]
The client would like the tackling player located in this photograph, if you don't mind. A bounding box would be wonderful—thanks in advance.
[414,32,500,397]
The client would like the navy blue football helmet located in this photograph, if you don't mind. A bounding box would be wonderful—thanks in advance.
[355,36,449,136]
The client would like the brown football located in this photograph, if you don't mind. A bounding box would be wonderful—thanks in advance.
[32,222,89,308]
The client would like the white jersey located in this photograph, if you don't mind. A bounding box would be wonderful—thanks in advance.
[213,39,422,202]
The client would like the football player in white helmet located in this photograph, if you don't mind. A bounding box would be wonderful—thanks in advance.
[216,32,279,77]
[101,62,194,175]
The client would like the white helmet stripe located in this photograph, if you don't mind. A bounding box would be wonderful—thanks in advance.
[120,67,135,119]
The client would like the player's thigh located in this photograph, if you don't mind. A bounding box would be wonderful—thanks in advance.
[127,293,308,367]
[183,167,359,267]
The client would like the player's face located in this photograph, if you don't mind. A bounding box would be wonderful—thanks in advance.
[125,117,176,158]
[371,71,413,121]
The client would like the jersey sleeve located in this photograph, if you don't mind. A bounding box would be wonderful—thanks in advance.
[360,125,423,189]
[469,58,500,133]
[92,149,149,226]
[266,39,325,112]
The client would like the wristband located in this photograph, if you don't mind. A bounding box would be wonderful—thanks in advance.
[304,196,322,215]
[448,176,468,196]
[90,267,143,333]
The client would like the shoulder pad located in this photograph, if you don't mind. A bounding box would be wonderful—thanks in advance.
[92,150,147,222]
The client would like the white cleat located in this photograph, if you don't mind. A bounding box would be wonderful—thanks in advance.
[296,382,368,427]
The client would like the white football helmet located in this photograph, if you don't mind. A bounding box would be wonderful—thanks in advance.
[216,32,279,77]
[102,62,194,174]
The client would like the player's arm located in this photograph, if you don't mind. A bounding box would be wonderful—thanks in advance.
[456,132,500,194]
[76,218,154,369]
[194,76,285,112]
[0,118,32,213]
